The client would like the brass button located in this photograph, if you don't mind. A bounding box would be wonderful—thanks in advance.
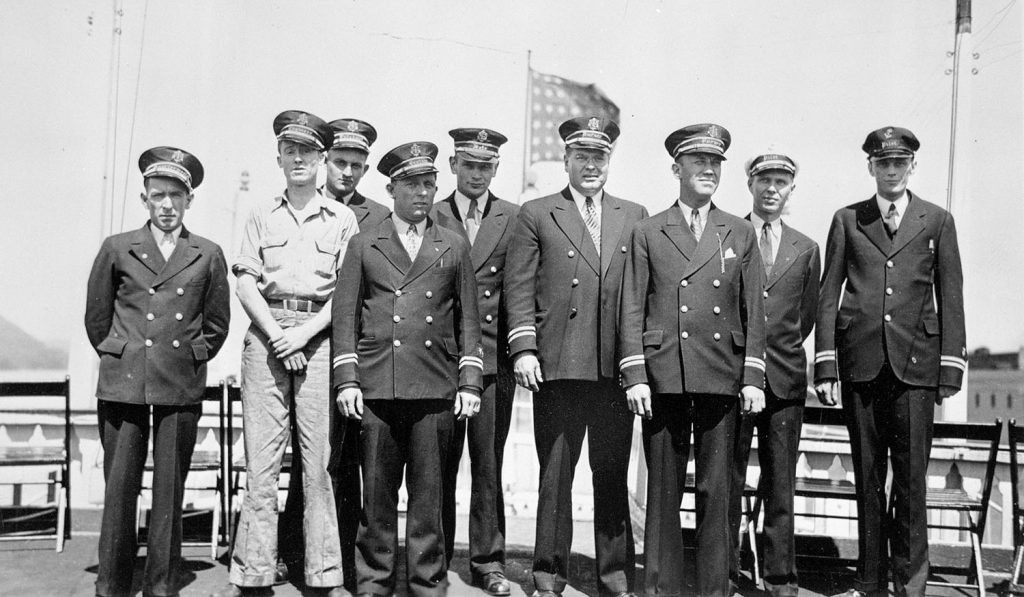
[148,288,156,295]
[146,313,155,321]
[886,260,894,268]
[713,279,721,288]
[681,280,688,287]
[490,266,497,273]
[172,340,180,348]
[176,288,184,296]
[572,278,579,286]
[175,313,183,320]
[713,306,721,314]
[568,250,575,258]
[763,291,769,298]
[484,290,492,298]
[426,291,433,298]
[621,246,627,253]
[884,314,892,322]
[141,253,148,259]
[681,331,689,339]
[393,315,401,323]
[713,333,721,341]
[395,289,403,297]
[570,307,577,315]
[886,287,893,295]
[425,340,432,348]
[485,314,493,322]
[425,316,433,324]
[680,305,688,313]
[393,339,401,347]
[145,339,153,347]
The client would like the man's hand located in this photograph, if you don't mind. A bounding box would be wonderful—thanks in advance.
[282,352,308,372]
[740,385,765,415]
[336,387,363,420]
[453,391,481,421]
[513,353,544,392]
[626,383,653,419]
[815,380,839,406]
[273,326,313,359]
[936,385,959,405]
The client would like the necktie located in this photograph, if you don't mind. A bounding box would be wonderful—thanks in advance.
[690,208,703,242]
[159,232,175,260]
[404,224,421,259]
[884,203,899,238]
[760,222,774,276]
[584,196,601,254]
[466,198,480,245]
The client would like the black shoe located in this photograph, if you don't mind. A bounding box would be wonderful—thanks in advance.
[274,560,291,585]
[475,572,511,596]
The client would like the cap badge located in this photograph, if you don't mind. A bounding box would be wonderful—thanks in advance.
[171,150,184,163]
[346,120,359,132]
[476,130,488,142]
[707,125,720,138]
[410,143,423,157]
[587,117,601,130]
[297,113,309,126]
[884,127,894,139]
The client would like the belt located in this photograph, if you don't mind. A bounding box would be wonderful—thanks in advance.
[277,299,324,313]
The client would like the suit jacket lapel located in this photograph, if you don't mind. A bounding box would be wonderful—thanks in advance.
[372,218,412,276]
[152,227,201,287]
[856,197,893,255]
[681,204,728,279]
[890,192,927,255]
[551,187,599,274]
[129,224,163,275]
[766,222,800,289]
[599,194,626,277]
[471,195,508,270]
[403,218,450,285]
[661,203,696,260]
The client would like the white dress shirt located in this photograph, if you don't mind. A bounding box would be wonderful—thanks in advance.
[750,213,782,264]
[875,192,908,229]
[150,224,181,260]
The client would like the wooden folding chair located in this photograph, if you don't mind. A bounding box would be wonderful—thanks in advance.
[1008,418,1023,595]
[0,377,72,552]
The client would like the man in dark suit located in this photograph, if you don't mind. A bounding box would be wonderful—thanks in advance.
[281,117,389,589]
[727,153,820,596]
[814,127,966,597]
[333,141,484,597]
[85,146,230,597]
[504,116,648,597]
[433,127,517,596]
[617,124,767,597]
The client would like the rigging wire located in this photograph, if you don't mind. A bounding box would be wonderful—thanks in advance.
[118,0,150,232]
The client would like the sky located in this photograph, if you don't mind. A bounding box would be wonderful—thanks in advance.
[0,0,1021,396]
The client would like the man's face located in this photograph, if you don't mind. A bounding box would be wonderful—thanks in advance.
[277,140,323,186]
[868,156,915,200]
[141,176,192,232]
[388,173,438,224]
[673,153,722,205]
[748,170,796,221]
[563,147,610,195]
[325,148,368,197]
[449,154,498,199]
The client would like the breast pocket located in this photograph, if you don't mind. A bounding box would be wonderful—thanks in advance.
[260,236,289,273]
[315,239,340,277]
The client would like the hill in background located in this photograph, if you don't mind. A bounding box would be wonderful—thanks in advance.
[0,315,68,370]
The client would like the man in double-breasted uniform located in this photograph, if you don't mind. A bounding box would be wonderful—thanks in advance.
[504,116,648,597]
[333,141,484,597]
[727,153,820,596]
[814,127,966,597]
[618,124,766,597]
[281,117,389,589]
[433,127,517,596]
[85,146,230,597]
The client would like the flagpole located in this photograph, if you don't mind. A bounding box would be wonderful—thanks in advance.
[521,49,533,197]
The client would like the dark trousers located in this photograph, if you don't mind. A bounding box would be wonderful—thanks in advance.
[441,369,515,578]
[532,379,635,596]
[358,399,454,597]
[728,393,803,596]
[280,413,361,591]
[844,365,935,597]
[642,393,737,597]
[96,399,201,597]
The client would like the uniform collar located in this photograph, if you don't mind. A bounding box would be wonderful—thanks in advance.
[875,191,909,218]
[677,199,711,227]
[149,222,182,245]
[454,189,490,220]
[750,212,782,240]
[392,213,424,235]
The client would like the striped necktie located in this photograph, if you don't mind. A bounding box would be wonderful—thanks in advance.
[466,198,480,245]
[584,196,601,253]
[884,203,899,239]
[760,222,774,276]
[690,208,703,241]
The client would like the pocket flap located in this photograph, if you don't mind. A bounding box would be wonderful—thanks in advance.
[731,330,746,347]
[836,313,853,330]
[315,239,339,255]
[923,316,940,335]
[191,343,209,361]
[97,336,127,356]
[443,337,459,357]
[260,235,288,249]
[642,330,663,347]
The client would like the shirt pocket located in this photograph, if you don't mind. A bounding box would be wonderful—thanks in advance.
[314,239,340,277]
[260,235,289,273]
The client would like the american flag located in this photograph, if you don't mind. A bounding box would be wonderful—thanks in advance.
[528,70,620,164]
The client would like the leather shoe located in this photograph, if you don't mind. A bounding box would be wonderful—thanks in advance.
[274,560,290,585]
[320,588,353,597]
[476,572,511,596]
[532,591,561,597]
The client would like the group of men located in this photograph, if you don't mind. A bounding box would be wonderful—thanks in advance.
[85,108,965,597]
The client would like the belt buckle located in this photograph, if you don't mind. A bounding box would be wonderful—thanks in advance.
[283,299,307,312]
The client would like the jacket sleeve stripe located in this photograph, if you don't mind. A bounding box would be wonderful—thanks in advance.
[459,356,484,369]
[940,356,967,371]
[619,355,645,370]
[333,353,358,367]
[508,325,536,343]
[744,356,767,372]
[814,350,836,363]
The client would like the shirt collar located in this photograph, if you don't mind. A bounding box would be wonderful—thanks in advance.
[392,214,424,235]
[875,191,909,217]
[677,200,711,226]
[454,189,489,219]
[750,213,782,240]
[275,190,335,215]
[568,185,603,207]
[149,222,181,245]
